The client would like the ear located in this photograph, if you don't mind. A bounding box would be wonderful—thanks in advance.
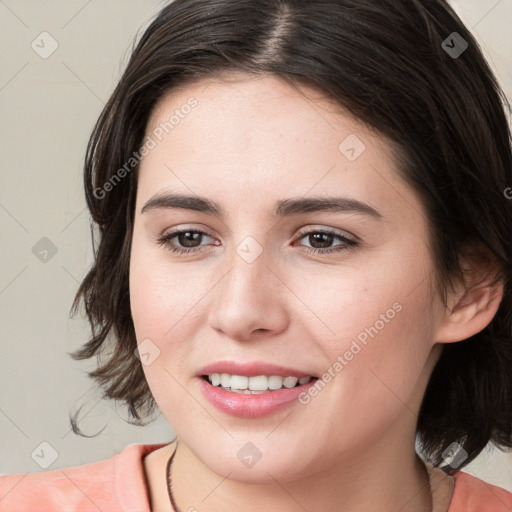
[434,250,504,344]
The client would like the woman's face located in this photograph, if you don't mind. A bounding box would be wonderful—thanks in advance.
[130,72,445,482]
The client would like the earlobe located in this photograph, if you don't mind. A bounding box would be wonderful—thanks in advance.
[435,280,504,345]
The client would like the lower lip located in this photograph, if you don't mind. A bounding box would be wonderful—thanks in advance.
[198,377,317,418]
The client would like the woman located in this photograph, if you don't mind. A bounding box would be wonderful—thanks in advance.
[2,0,512,511]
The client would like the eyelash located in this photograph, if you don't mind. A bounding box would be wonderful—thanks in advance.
[156,227,359,255]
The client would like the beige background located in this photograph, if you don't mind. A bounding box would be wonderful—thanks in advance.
[1,0,511,492]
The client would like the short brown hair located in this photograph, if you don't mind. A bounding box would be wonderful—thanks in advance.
[70,0,512,473]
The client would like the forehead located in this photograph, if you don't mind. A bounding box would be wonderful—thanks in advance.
[138,71,423,226]
[146,71,364,148]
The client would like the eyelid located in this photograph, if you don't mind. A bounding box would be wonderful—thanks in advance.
[159,224,216,239]
[294,225,359,242]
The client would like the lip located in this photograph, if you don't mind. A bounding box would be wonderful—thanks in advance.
[196,360,315,379]
[198,376,318,418]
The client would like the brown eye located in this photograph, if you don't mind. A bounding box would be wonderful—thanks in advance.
[157,229,217,254]
[294,229,358,254]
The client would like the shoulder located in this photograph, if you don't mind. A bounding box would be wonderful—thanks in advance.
[0,443,167,512]
[449,470,512,512]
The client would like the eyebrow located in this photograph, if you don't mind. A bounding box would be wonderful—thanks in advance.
[141,192,383,220]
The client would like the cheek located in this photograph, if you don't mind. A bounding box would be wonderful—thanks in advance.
[129,232,205,341]
[291,241,436,403]
[129,233,216,410]
[129,238,199,414]
[283,266,436,459]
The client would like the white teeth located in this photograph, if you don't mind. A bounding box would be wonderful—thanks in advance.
[283,376,298,388]
[268,376,283,390]
[230,375,248,390]
[249,375,269,391]
[206,373,312,392]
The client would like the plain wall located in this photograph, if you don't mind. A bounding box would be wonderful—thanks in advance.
[1,0,511,491]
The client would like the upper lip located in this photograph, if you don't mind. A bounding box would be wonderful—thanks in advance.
[197,361,316,379]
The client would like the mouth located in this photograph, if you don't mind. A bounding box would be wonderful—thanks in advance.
[201,373,317,394]
[196,361,319,417]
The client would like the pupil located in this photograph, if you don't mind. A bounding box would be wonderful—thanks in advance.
[310,233,332,248]
[180,232,200,247]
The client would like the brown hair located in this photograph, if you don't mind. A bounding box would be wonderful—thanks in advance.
[69,0,512,473]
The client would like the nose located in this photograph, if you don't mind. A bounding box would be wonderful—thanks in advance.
[208,244,289,342]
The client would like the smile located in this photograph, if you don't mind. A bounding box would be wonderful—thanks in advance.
[199,374,318,418]
[204,373,313,393]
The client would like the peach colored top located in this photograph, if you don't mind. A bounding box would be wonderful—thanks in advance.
[1,443,511,511]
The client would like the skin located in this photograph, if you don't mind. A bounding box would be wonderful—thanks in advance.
[129,71,503,512]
